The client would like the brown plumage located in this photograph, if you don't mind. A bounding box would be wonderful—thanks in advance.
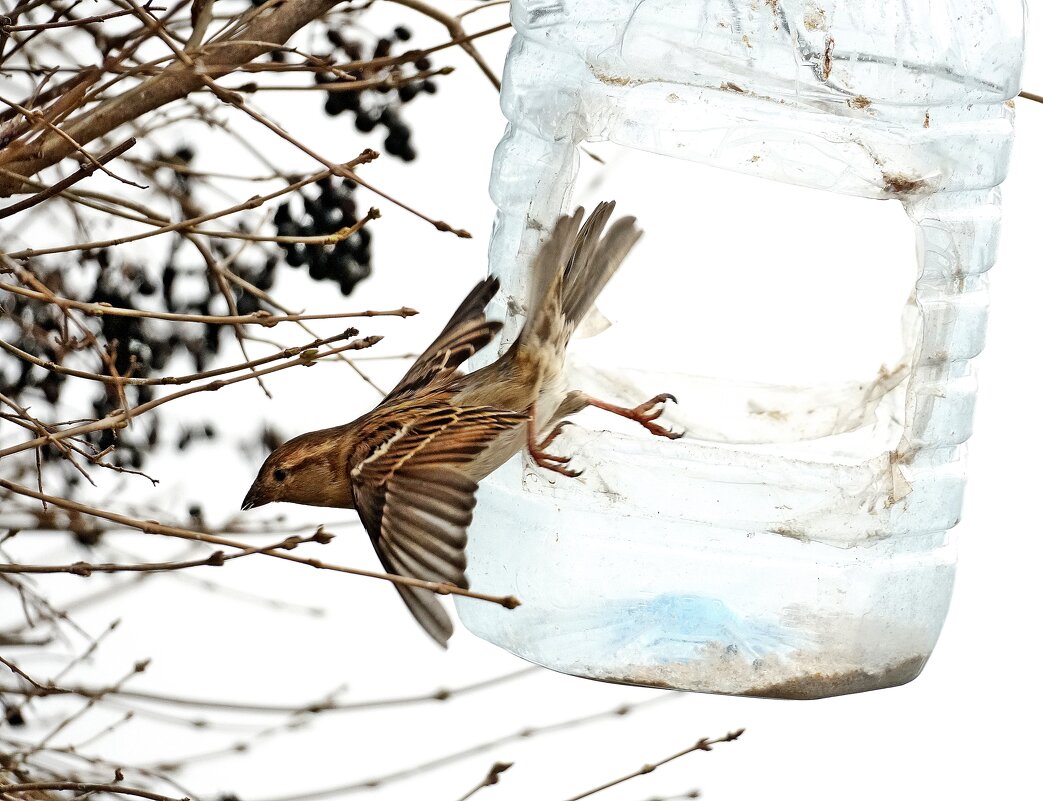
[241,202,681,646]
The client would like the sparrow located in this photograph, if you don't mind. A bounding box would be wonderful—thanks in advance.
[241,202,681,646]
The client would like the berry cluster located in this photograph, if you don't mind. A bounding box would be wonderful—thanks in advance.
[0,141,284,489]
[318,25,436,162]
[273,176,371,296]
[0,10,441,509]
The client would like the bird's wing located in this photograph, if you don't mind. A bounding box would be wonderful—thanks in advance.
[351,404,527,646]
[382,277,502,404]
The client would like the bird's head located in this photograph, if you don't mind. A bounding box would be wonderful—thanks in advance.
[241,429,353,510]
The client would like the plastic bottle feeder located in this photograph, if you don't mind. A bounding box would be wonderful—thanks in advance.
[455,0,1027,698]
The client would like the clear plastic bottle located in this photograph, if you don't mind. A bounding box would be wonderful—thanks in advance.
[455,0,1028,698]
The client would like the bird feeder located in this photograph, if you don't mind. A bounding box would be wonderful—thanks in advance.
[455,0,1027,698]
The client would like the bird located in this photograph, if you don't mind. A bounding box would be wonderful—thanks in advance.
[241,202,682,646]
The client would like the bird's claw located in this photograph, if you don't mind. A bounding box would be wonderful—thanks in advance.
[527,420,582,477]
[629,393,683,439]
[529,448,583,479]
[536,420,573,452]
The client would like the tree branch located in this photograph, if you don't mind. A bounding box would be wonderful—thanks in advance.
[0,478,521,609]
[0,0,342,196]
[561,730,745,801]
[0,279,412,327]
[386,0,502,91]
[0,782,187,801]
[0,138,136,219]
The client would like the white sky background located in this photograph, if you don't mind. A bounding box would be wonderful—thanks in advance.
[4,4,1043,800]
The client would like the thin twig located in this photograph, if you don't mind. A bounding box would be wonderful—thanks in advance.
[1,666,538,714]
[560,730,745,801]
[23,662,147,757]
[0,783,188,801]
[231,67,453,93]
[0,95,145,190]
[387,0,503,91]
[0,329,359,387]
[196,77,473,238]
[0,138,136,219]
[453,762,513,801]
[0,337,380,460]
[0,654,47,689]
[0,478,521,608]
[186,206,380,244]
[1,6,166,32]
[1,154,377,259]
[0,528,332,576]
[0,280,415,326]
[247,697,676,801]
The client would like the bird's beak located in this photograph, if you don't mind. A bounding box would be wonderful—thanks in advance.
[241,482,266,511]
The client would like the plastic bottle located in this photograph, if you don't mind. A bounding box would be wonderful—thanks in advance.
[455,0,1028,698]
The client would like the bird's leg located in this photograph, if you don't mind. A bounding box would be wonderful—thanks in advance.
[527,407,582,478]
[535,420,573,453]
[574,392,683,439]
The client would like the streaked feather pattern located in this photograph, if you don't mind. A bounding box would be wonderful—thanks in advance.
[382,277,502,403]
[349,404,526,646]
[241,202,644,646]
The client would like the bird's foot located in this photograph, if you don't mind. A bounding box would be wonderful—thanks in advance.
[586,393,684,440]
[527,419,582,477]
[535,420,573,452]
[529,448,582,478]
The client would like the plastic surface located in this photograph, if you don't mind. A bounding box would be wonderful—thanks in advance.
[456,0,1027,698]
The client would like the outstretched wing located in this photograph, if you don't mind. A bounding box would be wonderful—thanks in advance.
[382,277,502,404]
[350,403,526,646]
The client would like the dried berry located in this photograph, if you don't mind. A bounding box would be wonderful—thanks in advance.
[273,178,371,295]
[316,26,435,162]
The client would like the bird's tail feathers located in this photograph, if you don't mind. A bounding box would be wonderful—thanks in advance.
[517,208,584,350]
[562,204,642,331]
[518,201,641,350]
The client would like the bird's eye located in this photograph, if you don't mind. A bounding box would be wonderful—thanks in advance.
[273,468,287,482]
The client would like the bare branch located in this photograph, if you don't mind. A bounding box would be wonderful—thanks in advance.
[387,0,503,90]
[0,782,188,801]
[244,697,676,801]
[0,279,413,326]
[0,0,343,196]
[0,6,166,32]
[453,762,513,801]
[0,138,136,220]
[1,153,377,259]
[0,528,333,576]
[0,653,48,689]
[0,329,360,387]
[0,336,381,460]
[0,478,521,609]
[0,666,538,714]
[560,730,746,801]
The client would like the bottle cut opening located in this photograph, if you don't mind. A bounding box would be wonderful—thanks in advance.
[460,138,958,698]
[567,142,917,457]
